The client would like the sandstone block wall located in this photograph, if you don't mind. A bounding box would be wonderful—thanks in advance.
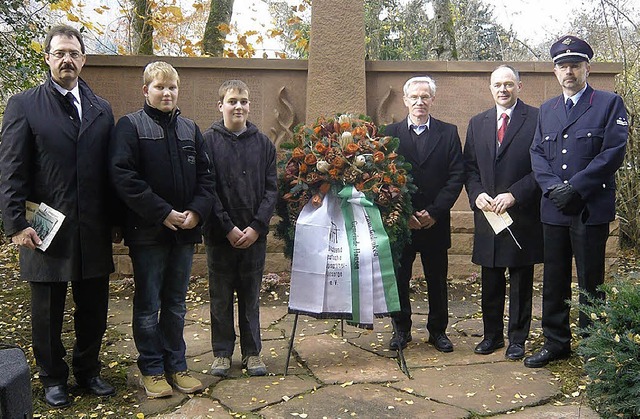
[84,57,622,281]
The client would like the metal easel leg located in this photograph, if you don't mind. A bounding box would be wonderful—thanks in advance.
[391,317,411,378]
[284,313,299,376]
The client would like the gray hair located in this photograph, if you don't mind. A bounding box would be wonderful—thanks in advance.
[403,76,437,96]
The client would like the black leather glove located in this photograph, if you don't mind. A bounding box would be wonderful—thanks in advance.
[548,184,585,215]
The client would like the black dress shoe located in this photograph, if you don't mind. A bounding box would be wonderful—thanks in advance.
[524,348,571,368]
[505,343,525,360]
[428,333,453,352]
[389,331,412,350]
[44,384,71,408]
[77,376,116,397]
[474,338,505,355]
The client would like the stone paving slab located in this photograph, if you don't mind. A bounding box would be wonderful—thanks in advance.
[275,314,342,338]
[260,304,289,326]
[493,402,600,418]
[153,397,231,419]
[185,303,211,325]
[110,280,593,419]
[184,322,213,357]
[258,383,469,418]
[107,297,134,325]
[293,334,404,384]
[209,375,318,413]
[390,362,561,415]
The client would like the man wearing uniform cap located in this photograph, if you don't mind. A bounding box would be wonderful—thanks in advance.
[526,35,628,368]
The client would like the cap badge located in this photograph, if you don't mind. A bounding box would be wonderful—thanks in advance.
[562,38,573,45]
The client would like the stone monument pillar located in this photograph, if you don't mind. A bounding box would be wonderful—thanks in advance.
[305,0,367,124]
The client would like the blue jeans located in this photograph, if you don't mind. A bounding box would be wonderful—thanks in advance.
[129,243,194,375]
[207,242,265,358]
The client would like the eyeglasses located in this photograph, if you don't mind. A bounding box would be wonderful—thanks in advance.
[406,95,432,104]
[48,50,84,60]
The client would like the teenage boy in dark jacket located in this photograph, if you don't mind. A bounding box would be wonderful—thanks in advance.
[203,80,277,377]
[110,61,214,397]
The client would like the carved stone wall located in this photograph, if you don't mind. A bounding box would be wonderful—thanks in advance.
[81,57,622,279]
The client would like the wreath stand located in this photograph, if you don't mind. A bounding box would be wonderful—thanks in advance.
[283,314,411,378]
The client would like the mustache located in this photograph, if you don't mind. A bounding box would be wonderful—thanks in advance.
[60,63,76,71]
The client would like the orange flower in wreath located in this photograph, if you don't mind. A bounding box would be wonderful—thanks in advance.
[315,142,327,154]
[344,143,360,155]
[304,153,317,165]
[332,156,346,169]
[292,147,305,161]
[352,126,367,137]
[373,151,385,163]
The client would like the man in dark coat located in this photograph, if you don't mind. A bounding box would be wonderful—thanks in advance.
[0,25,118,407]
[384,76,465,353]
[463,65,542,361]
[526,35,628,368]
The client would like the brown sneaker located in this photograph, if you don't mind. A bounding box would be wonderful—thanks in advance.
[140,374,172,398]
[168,371,203,394]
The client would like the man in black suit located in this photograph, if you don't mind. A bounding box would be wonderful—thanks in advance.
[0,25,118,408]
[463,65,542,361]
[384,76,465,352]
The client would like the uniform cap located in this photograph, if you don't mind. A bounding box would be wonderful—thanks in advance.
[550,35,594,64]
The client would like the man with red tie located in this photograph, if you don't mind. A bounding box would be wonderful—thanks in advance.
[463,65,542,361]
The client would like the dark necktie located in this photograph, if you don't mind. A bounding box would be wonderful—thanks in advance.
[565,97,574,114]
[497,113,508,145]
[65,92,79,120]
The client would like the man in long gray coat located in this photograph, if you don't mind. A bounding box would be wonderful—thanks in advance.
[0,25,118,408]
[463,65,542,361]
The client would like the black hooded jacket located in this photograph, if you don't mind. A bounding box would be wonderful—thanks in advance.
[202,120,277,246]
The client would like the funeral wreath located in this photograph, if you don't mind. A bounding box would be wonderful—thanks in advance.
[276,113,416,265]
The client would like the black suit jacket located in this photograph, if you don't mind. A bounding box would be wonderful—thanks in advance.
[463,99,543,267]
[384,117,464,250]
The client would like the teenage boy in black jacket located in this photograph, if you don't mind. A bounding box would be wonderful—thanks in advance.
[110,61,214,398]
[203,80,277,377]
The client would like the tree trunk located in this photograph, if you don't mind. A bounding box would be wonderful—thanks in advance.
[202,0,234,56]
[433,0,458,60]
[132,0,153,54]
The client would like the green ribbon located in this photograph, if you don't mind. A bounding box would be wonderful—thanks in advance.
[338,186,400,324]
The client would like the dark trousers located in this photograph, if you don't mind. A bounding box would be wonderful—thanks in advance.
[207,242,266,358]
[541,221,608,353]
[393,242,449,336]
[129,243,194,375]
[481,265,533,344]
[30,277,109,387]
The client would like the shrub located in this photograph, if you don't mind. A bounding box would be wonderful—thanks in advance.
[576,274,640,418]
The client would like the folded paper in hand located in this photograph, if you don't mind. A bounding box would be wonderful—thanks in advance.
[25,201,65,251]
[482,209,522,250]
[482,210,513,234]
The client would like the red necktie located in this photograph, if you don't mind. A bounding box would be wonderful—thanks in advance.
[497,113,509,145]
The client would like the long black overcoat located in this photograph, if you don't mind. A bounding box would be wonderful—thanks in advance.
[0,77,116,282]
[385,117,465,251]
[463,99,542,268]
